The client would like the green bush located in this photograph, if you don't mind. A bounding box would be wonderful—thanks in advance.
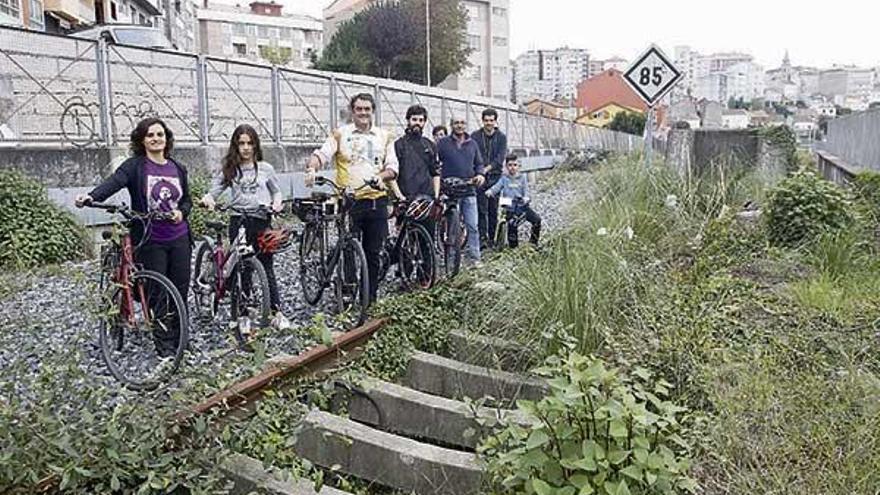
[0,171,87,269]
[187,175,224,238]
[481,352,697,495]
[851,170,880,224]
[765,168,852,248]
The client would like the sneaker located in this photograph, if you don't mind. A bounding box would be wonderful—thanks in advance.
[271,312,291,330]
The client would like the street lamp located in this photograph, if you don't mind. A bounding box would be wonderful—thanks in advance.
[426,0,431,86]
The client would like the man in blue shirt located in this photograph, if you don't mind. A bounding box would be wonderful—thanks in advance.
[436,116,485,263]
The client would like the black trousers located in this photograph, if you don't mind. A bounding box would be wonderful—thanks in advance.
[136,234,191,353]
[508,206,542,248]
[478,182,500,245]
[229,215,281,311]
[351,198,389,303]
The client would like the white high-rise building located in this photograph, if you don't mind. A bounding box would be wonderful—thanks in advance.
[674,45,761,102]
[512,47,589,103]
[322,0,510,101]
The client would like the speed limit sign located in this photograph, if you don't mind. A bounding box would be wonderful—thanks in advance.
[623,44,682,107]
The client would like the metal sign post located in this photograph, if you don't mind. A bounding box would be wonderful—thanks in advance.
[622,44,682,168]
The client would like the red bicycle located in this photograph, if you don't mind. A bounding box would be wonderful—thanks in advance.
[87,202,189,390]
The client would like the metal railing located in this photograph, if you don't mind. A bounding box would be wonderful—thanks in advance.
[0,24,638,152]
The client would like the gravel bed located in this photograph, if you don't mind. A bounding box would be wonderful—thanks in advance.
[0,169,590,414]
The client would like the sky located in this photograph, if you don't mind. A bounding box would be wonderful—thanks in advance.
[265,0,879,70]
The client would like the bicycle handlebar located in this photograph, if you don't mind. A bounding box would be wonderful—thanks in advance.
[314,176,382,194]
[86,201,175,222]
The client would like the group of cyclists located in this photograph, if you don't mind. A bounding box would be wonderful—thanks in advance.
[73,92,541,366]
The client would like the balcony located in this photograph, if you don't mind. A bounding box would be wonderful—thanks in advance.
[44,0,95,24]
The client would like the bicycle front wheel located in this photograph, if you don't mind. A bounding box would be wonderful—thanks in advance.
[230,256,271,347]
[494,219,508,252]
[333,237,370,328]
[399,224,436,290]
[299,222,326,305]
[191,240,218,323]
[99,269,188,391]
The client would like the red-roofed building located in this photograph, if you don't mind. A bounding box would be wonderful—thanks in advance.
[575,68,667,128]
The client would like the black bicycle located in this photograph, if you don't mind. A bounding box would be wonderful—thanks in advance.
[378,197,437,290]
[191,205,271,348]
[85,202,188,390]
[494,196,530,251]
[434,177,477,278]
[294,177,371,328]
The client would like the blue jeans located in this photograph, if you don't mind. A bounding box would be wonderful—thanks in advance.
[458,195,480,261]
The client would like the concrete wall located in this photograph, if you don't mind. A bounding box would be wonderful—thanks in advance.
[819,108,880,171]
[665,128,786,177]
[816,150,857,186]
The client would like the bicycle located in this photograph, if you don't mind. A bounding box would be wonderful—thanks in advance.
[86,201,189,390]
[434,177,476,278]
[294,176,371,328]
[377,197,437,290]
[493,196,530,251]
[191,206,272,347]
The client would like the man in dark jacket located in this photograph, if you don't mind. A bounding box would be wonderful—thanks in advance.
[394,105,440,202]
[471,108,508,249]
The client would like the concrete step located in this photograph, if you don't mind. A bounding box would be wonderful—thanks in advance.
[294,410,483,495]
[404,351,548,404]
[220,453,352,494]
[447,329,535,372]
[345,378,526,450]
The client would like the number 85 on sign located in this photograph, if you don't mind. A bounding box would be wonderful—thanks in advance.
[623,44,683,107]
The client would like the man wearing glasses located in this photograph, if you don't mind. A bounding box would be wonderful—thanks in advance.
[436,116,485,264]
[305,93,399,303]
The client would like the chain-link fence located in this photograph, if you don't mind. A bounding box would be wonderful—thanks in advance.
[0,25,639,153]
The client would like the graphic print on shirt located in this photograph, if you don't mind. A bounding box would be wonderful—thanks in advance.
[147,175,182,213]
[347,135,377,169]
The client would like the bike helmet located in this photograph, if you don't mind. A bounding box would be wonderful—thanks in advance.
[257,228,293,254]
[405,197,433,221]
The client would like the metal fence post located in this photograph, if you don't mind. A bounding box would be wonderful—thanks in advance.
[466,99,472,128]
[270,65,282,145]
[95,37,114,145]
[440,96,447,127]
[520,111,525,152]
[195,54,209,145]
[504,108,511,137]
[329,76,338,129]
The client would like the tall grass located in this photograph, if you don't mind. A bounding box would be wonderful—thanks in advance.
[480,154,768,355]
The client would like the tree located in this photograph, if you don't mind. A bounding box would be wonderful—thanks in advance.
[606,111,646,135]
[316,0,472,85]
[259,46,293,66]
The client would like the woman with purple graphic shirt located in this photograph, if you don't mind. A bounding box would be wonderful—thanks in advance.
[76,118,192,358]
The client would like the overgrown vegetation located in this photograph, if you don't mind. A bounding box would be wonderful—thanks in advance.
[482,352,697,495]
[765,167,853,247]
[0,171,88,269]
[474,155,880,494]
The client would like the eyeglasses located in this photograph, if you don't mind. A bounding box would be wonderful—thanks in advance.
[146,131,165,138]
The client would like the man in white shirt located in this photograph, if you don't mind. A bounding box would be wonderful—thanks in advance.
[305,93,399,303]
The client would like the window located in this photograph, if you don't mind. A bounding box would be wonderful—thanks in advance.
[110,1,117,20]
[492,36,507,47]
[0,0,20,18]
[174,0,180,13]
[492,6,506,17]
[233,43,246,55]
[232,23,247,36]
[257,25,269,38]
[466,65,482,80]
[280,27,291,38]
[247,24,256,36]
[465,4,479,19]
[28,0,42,28]
[492,66,508,76]
[467,34,481,51]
